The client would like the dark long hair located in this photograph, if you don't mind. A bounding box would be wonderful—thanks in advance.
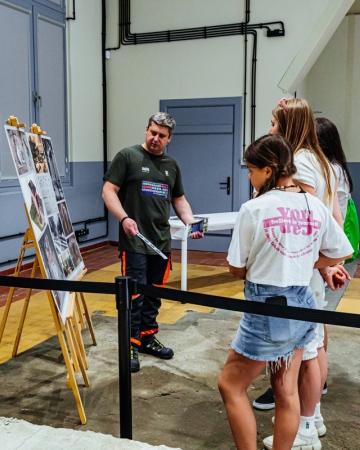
[315,118,353,192]
[244,134,297,197]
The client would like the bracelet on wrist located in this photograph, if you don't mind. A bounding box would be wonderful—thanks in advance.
[120,216,130,225]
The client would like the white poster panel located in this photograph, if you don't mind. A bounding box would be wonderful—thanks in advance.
[5,126,85,324]
[30,134,85,281]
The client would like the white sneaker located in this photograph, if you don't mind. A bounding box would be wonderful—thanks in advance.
[263,427,322,450]
[315,414,326,437]
[271,415,326,437]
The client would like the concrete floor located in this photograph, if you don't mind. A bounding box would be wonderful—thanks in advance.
[0,253,359,449]
[0,305,359,449]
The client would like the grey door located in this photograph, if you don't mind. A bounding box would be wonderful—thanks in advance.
[0,0,67,183]
[161,97,242,252]
[34,4,67,177]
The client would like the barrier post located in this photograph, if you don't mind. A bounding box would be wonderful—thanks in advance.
[115,276,133,439]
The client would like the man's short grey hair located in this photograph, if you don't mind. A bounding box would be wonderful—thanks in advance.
[148,112,176,136]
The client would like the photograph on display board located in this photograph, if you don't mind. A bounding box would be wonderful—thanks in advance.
[41,137,64,202]
[53,291,67,316]
[67,234,82,267]
[37,175,58,216]
[6,128,34,176]
[38,227,68,322]
[28,134,49,174]
[48,213,67,254]
[38,227,65,281]
[28,179,46,231]
[19,175,46,236]
[58,201,73,237]
[19,131,36,172]
[60,249,75,277]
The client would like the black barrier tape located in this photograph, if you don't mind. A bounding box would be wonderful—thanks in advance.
[137,284,360,329]
[0,275,358,329]
[0,275,115,295]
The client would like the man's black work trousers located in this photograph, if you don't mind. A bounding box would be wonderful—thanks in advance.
[120,251,171,347]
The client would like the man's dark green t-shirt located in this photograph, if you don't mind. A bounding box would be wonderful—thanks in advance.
[104,145,184,254]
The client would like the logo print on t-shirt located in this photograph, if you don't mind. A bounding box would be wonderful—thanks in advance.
[165,170,169,176]
[263,207,322,258]
[142,167,150,173]
[141,180,169,198]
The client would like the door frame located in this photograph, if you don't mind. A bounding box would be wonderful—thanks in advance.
[160,96,245,212]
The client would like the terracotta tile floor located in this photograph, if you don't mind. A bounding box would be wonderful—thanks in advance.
[0,244,228,306]
[0,244,231,364]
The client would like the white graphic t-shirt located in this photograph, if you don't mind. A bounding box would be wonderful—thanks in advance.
[333,163,351,220]
[227,190,352,287]
[294,149,337,212]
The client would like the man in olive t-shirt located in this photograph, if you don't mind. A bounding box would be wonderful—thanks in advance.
[103,112,202,372]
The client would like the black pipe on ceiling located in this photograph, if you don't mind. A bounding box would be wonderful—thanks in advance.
[115,0,283,45]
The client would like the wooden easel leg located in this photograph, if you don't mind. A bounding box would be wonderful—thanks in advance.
[65,294,90,386]
[79,292,97,346]
[64,320,80,373]
[42,288,87,424]
[74,293,86,330]
[0,232,29,343]
[56,326,87,424]
[12,256,39,357]
[67,315,90,387]
[73,304,88,369]
[0,289,16,343]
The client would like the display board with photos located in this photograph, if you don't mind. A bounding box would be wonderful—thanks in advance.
[5,126,85,324]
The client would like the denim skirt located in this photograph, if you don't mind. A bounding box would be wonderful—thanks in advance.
[231,281,316,367]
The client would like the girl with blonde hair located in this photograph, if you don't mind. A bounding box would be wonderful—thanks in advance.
[261,98,350,450]
[219,134,352,450]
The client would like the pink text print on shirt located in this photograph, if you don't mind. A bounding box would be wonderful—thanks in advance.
[141,181,169,198]
[263,207,322,258]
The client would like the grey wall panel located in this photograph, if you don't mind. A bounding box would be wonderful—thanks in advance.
[36,14,66,176]
[0,2,32,180]
[65,162,104,222]
[0,161,108,269]
[108,212,120,242]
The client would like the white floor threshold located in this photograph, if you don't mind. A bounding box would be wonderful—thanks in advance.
[0,417,181,450]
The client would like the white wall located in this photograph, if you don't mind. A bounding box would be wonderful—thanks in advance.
[301,14,360,162]
[65,0,354,162]
[66,0,103,162]
[104,0,331,159]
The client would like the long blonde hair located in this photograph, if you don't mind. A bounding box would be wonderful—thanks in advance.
[272,98,335,205]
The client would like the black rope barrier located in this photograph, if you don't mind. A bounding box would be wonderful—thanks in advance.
[1,275,358,328]
[137,283,360,329]
[0,274,359,440]
[0,275,115,295]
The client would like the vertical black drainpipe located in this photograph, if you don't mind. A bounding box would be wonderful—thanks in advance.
[102,0,109,231]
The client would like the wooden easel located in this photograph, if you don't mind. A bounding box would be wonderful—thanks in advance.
[0,212,96,424]
[1,118,96,423]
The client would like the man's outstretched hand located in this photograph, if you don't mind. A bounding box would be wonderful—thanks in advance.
[190,231,204,239]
